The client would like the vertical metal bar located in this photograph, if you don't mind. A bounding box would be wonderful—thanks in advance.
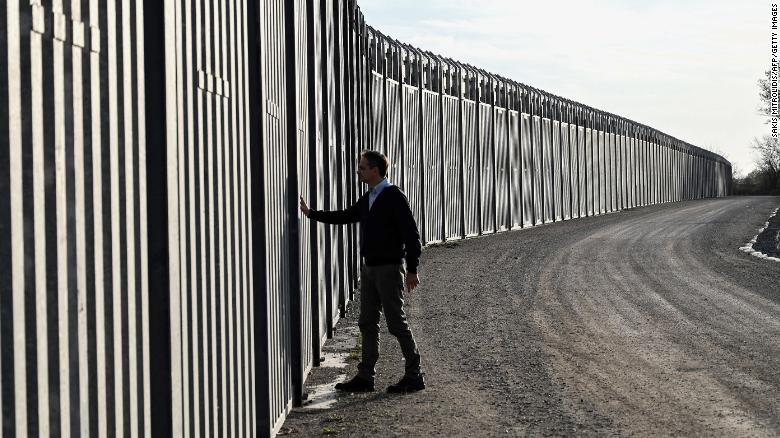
[69,0,90,434]
[562,104,571,220]
[0,1,10,435]
[28,0,49,434]
[143,0,175,434]
[332,0,347,318]
[457,64,466,236]
[503,81,511,229]
[88,2,110,436]
[366,32,373,149]
[490,77,496,231]
[305,0,323,372]
[105,0,127,433]
[570,104,577,218]
[223,0,237,432]
[437,58,445,238]
[283,0,303,409]
[51,1,73,436]
[398,47,406,191]
[343,0,356,299]
[4,2,26,436]
[317,0,333,340]
[213,0,229,432]
[256,0,273,430]
[241,0,257,433]
[117,0,139,434]
[132,0,153,433]
[382,40,389,153]
[205,0,221,430]
[416,52,426,241]
[177,0,195,433]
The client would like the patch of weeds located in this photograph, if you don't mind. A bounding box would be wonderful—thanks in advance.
[348,333,362,361]
[325,414,344,423]
[321,426,339,435]
[427,240,460,249]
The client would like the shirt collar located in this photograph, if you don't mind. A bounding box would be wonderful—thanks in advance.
[370,178,391,194]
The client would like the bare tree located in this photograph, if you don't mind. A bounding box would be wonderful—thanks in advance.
[758,69,773,122]
[754,136,780,171]
[745,72,780,194]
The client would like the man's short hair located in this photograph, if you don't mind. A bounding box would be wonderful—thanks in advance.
[361,150,389,177]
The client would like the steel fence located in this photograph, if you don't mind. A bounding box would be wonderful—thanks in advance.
[1,0,732,436]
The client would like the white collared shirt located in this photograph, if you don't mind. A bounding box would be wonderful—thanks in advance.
[368,178,392,210]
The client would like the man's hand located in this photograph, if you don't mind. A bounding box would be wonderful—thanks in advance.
[299,196,310,217]
[405,272,420,292]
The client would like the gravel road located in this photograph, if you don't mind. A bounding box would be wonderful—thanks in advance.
[282,196,780,437]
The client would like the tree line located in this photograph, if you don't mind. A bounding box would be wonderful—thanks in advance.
[733,70,780,195]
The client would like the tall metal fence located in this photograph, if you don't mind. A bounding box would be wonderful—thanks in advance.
[2,1,151,436]
[1,0,731,436]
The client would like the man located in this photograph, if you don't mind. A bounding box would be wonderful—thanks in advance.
[299,150,425,393]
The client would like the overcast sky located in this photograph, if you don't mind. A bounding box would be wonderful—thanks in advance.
[357,0,770,175]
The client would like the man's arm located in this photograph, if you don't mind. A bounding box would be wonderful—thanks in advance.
[393,190,422,277]
[300,195,361,224]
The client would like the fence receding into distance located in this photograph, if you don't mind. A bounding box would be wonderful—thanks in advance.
[0,0,731,436]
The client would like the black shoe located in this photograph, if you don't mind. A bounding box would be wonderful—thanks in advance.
[387,374,425,393]
[335,375,375,392]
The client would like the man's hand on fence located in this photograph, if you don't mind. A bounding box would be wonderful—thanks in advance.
[299,196,310,217]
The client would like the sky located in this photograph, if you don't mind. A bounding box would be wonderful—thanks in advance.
[356,0,770,175]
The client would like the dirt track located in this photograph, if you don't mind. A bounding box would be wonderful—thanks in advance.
[282,196,780,437]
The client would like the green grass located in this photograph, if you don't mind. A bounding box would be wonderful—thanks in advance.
[347,334,362,361]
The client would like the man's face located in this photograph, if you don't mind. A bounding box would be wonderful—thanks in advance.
[357,157,379,185]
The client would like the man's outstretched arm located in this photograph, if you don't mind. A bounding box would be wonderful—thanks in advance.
[300,195,361,224]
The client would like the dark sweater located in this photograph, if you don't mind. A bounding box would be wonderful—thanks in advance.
[309,185,422,273]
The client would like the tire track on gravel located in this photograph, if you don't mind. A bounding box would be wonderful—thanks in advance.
[534,198,780,436]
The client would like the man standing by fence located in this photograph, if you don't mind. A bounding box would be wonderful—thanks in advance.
[299,150,425,393]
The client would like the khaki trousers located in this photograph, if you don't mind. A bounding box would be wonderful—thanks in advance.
[357,264,421,380]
